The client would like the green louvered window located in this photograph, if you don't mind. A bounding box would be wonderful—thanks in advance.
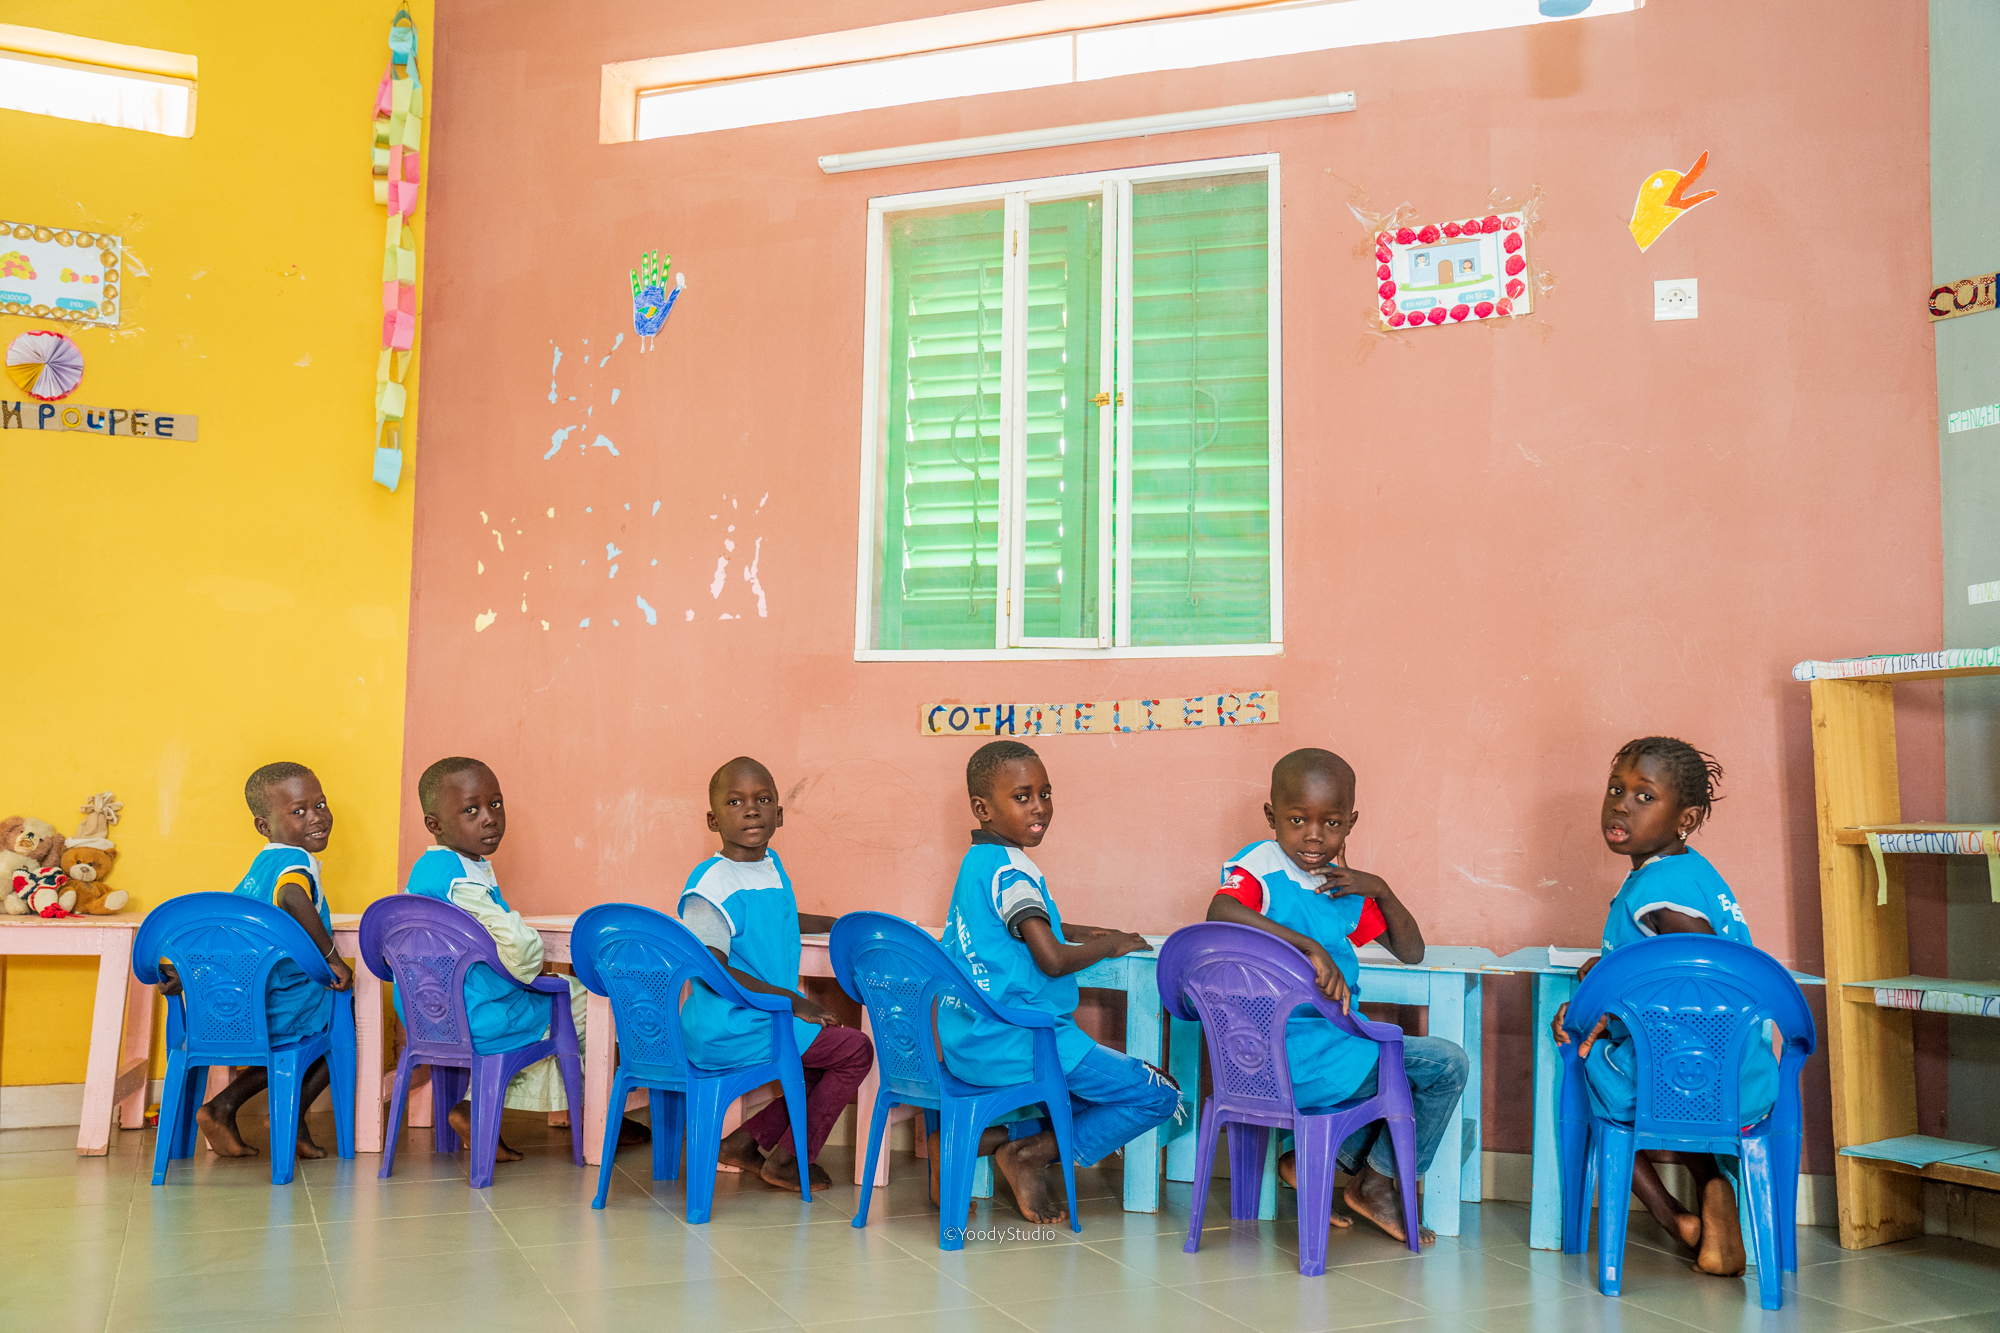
[860,161,1279,657]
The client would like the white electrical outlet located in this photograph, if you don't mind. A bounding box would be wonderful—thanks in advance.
[1655,279,1698,321]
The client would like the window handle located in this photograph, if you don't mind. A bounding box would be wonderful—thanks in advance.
[1091,391,1122,407]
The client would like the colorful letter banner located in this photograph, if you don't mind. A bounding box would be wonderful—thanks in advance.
[919,691,1278,737]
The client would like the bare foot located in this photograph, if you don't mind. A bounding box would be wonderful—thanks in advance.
[1673,1209,1703,1250]
[759,1151,831,1193]
[993,1136,1067,1225]
[447,1102,522,1162]
[196,1104,259,1158]
[1276,1151,1353,1228]
[1342,1165,1434,1245]
[294,1127,328,1160]
[1693,1175,1746,1275]
[717,1130,765,1175]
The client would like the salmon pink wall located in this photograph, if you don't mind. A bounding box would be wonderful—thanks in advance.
[407,0,1939,1160]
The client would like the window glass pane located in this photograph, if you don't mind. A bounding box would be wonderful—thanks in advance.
[1022,196,1103,641]
[1127,173,1270,645]
[873,204,1005,650]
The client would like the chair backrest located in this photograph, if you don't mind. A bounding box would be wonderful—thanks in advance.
[359,893,520,1059]
[1158,922,1400,1118]
[133,892,336,1061]
[1564,933,1817,1143]
[571,902,790,1076]
[829,910,1055,1098]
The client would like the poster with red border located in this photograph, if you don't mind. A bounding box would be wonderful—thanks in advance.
[1375,212,1529,329]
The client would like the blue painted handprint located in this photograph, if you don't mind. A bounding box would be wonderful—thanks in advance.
[629,248,685,352]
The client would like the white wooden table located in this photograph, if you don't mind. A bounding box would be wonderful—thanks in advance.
[0,917,153,1155]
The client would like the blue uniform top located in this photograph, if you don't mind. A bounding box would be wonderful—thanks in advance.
[1589,847,1779,1124]
[230,843,335,1042]
[1220,839,1381,1109]
[677,850,819,1070]
[400,846,547,1054]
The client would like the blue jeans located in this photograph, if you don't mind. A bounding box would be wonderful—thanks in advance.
[1333,1035,1469,1179]
[930,1044,1184,1167]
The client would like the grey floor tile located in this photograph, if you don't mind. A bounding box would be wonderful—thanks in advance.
[12,1200,142,1253]
[128,1183,316,1234]
[930,1238,1166,1300]
[184,1316,348,1333]
[757,1255,988,1322]
[802,1307,1027,1333]
[106,1263,339,1332]
[557,1274,799,1333]
[1459,1292,1708,1333]
[308,1175,486,1223]
[329,1243,551,1312]
[1915,1316,2000,1333]
[1868,1234,2000,1287]
[317,1207,515,1263]
[0,1125,118,1154]
[705,1216,914,1272]
[1006,1284,1262,1333]
[358,1287,575,1333]
[520,1227,729,1292]
[1173,1269,1431,1333]
[0,1252,123,1332]
[116,1220,327,1280]
[489,1194,680,1248]
[1342,1248,1583,1314]
[1091,1225,1302,1283]
[1783,1253,2000,1324]
[0,1168,137,1209]
[1622,1279,1896,1333]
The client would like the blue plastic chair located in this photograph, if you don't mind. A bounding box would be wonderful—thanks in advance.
[1557,934,1816,1311]
[1158,922,1421,1275]
[359,894,584,1189]
[570,903,811,1220]
[134,892,356,1187]
[830,911,1081,1250]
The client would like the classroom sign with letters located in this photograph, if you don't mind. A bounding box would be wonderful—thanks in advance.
[1,399,198,440]
[1929,271,1998,323]
[0,221,123,326]
[920,691,1278,737]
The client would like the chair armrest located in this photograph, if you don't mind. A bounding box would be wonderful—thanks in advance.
[983,997,1057,1030]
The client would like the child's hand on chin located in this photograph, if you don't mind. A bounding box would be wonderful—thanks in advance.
[1319,867,1387,899]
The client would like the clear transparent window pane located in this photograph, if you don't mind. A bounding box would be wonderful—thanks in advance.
[873,204,1005,650]
[1127,173,1271,646]
[1022,196,1104,642]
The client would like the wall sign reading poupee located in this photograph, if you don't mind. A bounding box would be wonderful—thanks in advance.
[1,399,198,440]
[921,691,1277,737]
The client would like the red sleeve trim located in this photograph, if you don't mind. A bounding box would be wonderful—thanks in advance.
[1217,866,1266,913]
[1348,897,1388,946]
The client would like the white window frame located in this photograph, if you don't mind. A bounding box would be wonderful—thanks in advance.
[853,153,1284,662]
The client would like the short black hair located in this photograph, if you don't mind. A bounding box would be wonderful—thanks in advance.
[967,740,1041,798]
[245,762,315,820]
[418,757,493,815]
[1271,748,1355,803]
[708,756,776,805]
[1612,737,1723,822]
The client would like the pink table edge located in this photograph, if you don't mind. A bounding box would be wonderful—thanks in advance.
[0,918,153,1156]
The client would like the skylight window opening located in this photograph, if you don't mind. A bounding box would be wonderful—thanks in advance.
[0,27,197,138]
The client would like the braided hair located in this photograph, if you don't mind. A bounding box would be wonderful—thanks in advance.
[1612,737,1723,826]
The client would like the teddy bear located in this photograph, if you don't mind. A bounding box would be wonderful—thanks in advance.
[58,846,126,915]
[0,817,66,914]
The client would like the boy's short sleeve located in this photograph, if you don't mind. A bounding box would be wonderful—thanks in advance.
[681,894,734,957]
[997,868,1049,939]
[1216,865,1267,913]
[1347,897,1388,946]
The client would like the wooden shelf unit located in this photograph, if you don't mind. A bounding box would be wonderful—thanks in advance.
[1808,663,2000,1249]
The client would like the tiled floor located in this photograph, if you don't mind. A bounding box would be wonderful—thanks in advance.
[10,1111,2000,1333]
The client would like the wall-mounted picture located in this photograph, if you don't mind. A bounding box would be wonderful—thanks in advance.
[0,221,123,327]
[1374,212,1529,329]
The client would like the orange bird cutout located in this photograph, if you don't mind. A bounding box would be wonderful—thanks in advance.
[1629,150,1719,252]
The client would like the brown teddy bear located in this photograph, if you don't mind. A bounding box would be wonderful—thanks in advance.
[0,817,66,914]
[58,846,127,915]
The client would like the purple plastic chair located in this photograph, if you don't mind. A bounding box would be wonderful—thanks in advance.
[358,894,583,1189]
[1158,922,1421,1275]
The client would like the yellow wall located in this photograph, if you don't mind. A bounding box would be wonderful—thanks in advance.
[0,0,429,1088]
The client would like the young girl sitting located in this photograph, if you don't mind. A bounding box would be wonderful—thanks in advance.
[1553,736,1781,1278]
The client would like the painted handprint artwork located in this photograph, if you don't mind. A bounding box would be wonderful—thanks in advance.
[629,249,685,351]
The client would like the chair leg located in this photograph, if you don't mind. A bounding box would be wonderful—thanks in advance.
[467,1057,514,1189]
[1740,1135,1783,1312]
[937,1101,984,1252]
[380,1057,416,1180]
[659,1091,683,1181]
[650,1088,674,1182]
[558,1053,586,1168]
[151,1051,188,1186]
[329,1043,357,1163]
[1559,1115,1592,1253]
[1183,1099,1222,1253]
[432,1067,464,1155]
[1385,1113,1422,1255]
[593,1073,633,1210]
[682,1078,737,1226]
[267,1054,302,1186]
[777,1067,813,1201]
[1593,1124,1636,1296]
[1227,1123,1269,1222]
[1043,1094,1081,1236]
[1292,1116,1338,1278]
[172,1063,206,1162]
[1775,1128,1802,1272]
[851,1094,895,1230]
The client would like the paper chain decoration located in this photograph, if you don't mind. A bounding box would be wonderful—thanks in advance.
[370,10,423,490]
[629,249,684,352]
[5,330,84,401]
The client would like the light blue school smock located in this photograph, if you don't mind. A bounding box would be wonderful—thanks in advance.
[938,833,1098,1087]
[1584,847,1780,1126]
[399,846,548,1054]
[1221,839,1381,1110]
[230,843,335,1043]
[677,850,819,1070]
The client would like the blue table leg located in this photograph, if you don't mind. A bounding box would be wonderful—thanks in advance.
[1529,972,1575,1249]
[1462,975,1483,1204]
[1164,1013,1201,1184]
[1422,971,1468,1237]
[1121,958,1164,1213]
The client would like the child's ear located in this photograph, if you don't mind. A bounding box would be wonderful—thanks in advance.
[705,808,721,833]
[421,811,443,838]
[969,793,992,824]
[1262,801,1276,831]
[774,806,785,831]
[253,814,273,841]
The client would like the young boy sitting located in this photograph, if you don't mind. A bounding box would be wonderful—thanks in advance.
[402,756,607,1163]
[1207,747,1468,1244]
[159,761,354,1159]
[680,757,874,1192]
[935,740,1181,1226]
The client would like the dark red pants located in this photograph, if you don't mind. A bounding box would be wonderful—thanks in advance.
[741,1024,874,1162]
